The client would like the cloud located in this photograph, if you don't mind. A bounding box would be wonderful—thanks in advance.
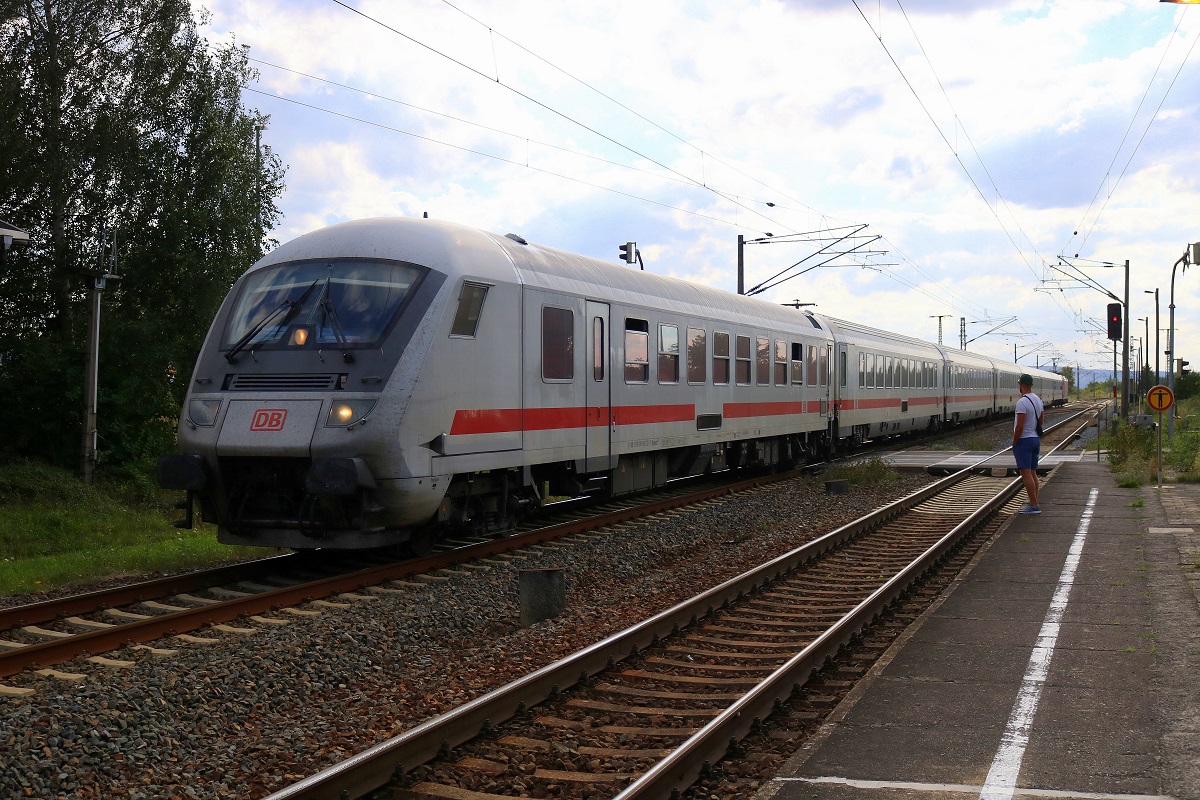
[195,0,1200,371]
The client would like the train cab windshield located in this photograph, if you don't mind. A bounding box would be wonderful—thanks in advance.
[223,258,426,353]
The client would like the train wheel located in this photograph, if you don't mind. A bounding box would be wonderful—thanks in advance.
[405,526,436,558]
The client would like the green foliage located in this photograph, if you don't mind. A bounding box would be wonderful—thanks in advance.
[0,460,268,596]
[1176,372,1200,401]
[963,433,997,451]
[825,457,901,486]
[0,1,285,477]
[1097,422,1156,486]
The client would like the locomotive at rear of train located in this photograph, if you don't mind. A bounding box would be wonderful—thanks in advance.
[158,217,1066,551]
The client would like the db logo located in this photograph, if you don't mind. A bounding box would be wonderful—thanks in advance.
[250,408,287,432]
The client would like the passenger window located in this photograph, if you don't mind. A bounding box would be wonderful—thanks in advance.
[886,356,894,389]
[866,353,875,389]
[756,336,770,386]
[819,347,829,387]
[736,335,752,385]
[624,318,649,383]
[791,342,804,385]
[775,340,788,386]
[806,344,818,386]
[713,331,730,384]
[593,316,604,382]
[840,350,847,388]
[542,306,574,381]
[450,282,489,337]
[658,324,679,384]
[859,352,866,388]
[687,327,706,383]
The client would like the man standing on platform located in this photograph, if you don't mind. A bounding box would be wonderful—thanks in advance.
[1013,373,1045,514]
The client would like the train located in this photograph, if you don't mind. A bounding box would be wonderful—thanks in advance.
[158,217,1068,552]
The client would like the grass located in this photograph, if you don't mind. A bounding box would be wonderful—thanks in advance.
[824,456,901,485]
[1095,395,1200,484]
[0,460,271,599]
[963,433,997,451]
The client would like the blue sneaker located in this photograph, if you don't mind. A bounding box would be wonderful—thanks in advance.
[1018,504,1041,515]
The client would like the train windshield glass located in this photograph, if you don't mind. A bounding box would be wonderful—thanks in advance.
[223,259,425,350]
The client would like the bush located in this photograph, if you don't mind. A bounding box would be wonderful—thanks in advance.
[1097,422,1156,486]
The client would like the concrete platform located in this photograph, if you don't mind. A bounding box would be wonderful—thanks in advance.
[755,459,1200,800]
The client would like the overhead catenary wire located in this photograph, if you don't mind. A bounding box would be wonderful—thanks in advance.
[853,0,1087,335]
[853,1,1048,284]
[335,2,1019,321]
[233,3,1094,353]
[434,0,831,222]
[1066,6,1197,256]
[243,87,739,229]
[328,0,793,237]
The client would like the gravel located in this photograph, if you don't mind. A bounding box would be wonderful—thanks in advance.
[0,472,934,800]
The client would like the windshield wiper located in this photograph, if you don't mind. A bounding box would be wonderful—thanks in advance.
[318,277,355,363]
[225,279,319,363]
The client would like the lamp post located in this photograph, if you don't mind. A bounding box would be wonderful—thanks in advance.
[1137,334,1144,411]
[1167,244,1199,438]
[81,230,121,485]
[1144,289,1160,382]
[1138,317,1150,391]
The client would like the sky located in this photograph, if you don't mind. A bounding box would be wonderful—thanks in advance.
[196,0,1200,382]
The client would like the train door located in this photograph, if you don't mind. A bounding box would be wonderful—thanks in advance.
[834,342,848,420]
[585,300,612,471]
[823,344,834,415]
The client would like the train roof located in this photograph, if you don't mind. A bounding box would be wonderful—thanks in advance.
[257,217,835,336]
[254,218,1067,381]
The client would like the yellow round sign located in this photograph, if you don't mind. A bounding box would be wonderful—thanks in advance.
[1147,384,1174,413]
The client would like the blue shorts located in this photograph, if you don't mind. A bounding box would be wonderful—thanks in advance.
[1014,437,1040,471]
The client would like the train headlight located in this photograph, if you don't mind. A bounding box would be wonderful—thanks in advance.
[326,399,376,428]
[186,399,221,427]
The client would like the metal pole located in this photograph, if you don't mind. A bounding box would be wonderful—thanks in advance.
[737,234,744,295]
[1151,288,1160,381]
[81,273,101,485]
[1137,336,1144,413]
[1158,410,1163,491]
[1168,251,1187,438]
[1122,260,1130,422]
[1143,318,1149,370]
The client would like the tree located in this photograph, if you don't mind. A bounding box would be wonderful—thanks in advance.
[1060,365,1075,398]
[0,0,284,482]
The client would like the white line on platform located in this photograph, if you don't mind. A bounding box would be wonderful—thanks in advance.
[780,776,1173,800]
[978,487,1100,800]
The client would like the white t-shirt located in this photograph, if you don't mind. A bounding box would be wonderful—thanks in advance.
[1015,392,1044,439]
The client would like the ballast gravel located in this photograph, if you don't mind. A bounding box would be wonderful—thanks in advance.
[0,471,936,800]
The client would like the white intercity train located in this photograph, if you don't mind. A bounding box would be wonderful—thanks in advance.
[158,217,1067,551]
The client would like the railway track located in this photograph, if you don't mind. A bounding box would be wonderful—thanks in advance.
[0,404,1095,686]
[259,407,1097,800]
[0,470,807,682]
